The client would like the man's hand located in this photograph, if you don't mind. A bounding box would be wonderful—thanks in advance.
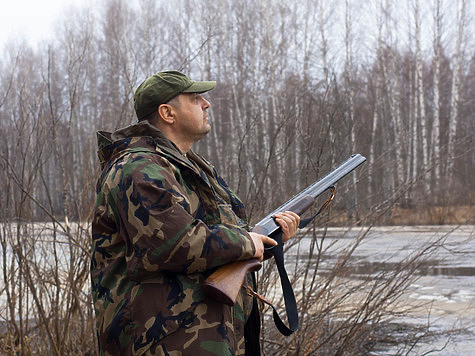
[249,211,300,260]
[249,232,277,261]
[273,211,300,243]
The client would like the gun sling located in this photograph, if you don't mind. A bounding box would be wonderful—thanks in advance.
[245,188,335,336]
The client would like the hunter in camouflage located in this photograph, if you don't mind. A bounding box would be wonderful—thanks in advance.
[90,71,299,355]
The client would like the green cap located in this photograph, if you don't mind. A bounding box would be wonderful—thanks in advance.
[134,70,216,120]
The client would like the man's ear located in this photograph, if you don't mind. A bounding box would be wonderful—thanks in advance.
[158,104,175,124]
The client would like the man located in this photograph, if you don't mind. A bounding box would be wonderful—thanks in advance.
[91,71,300,355]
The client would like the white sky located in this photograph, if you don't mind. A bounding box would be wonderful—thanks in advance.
[0,0,472,56]
[0,0,93,48]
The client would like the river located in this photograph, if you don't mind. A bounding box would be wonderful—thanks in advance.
[284,225,475,355]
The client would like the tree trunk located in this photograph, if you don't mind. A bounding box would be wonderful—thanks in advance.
[432,0,442,197]
[447,0,466,182]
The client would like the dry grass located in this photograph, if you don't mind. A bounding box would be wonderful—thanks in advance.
[388,205,474,225]
[325,205,474,226]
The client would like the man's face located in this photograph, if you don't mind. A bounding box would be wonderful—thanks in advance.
[172,93,211,143]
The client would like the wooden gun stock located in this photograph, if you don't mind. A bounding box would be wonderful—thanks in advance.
[202,258,262,306]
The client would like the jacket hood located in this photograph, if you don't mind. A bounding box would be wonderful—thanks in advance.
[96,121,197,172]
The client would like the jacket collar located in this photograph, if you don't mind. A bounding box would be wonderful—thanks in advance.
[96,121,232,206]
[96,121,201,174]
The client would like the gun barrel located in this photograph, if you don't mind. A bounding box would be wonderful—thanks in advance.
[253,154,366,236]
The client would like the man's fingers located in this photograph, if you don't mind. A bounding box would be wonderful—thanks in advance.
[249,232,277,260]
[281,211,300,225]
[263,235,278,246]
[273,211,301,242]
[250,232,277,246]
[275,211,300,221]
[274,216,288,231]
[274,212,300,229]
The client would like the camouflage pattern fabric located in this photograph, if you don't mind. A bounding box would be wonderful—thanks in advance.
[91,121,257,355]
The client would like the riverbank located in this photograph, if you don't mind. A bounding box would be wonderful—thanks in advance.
[325,205,474,226]
[383,205,474,225]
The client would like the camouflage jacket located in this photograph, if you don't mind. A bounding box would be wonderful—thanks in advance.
[91,121,257,355]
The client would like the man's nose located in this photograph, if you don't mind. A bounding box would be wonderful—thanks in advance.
[202,98,210,109]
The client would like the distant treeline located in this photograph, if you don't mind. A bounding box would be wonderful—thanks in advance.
[0,0,473,224]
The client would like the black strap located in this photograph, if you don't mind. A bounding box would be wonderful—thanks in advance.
[246,186,336,336]
[269,229,299,335]
[244,277,261,355]
[245,230,298,336]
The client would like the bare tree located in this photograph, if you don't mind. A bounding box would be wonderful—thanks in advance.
[414,0,430,191]
[431,0,443,189]
[446,0,466,181]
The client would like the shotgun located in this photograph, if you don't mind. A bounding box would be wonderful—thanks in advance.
[202,154,367,306]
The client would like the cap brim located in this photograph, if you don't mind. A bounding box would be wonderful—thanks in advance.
[183,81,216,93]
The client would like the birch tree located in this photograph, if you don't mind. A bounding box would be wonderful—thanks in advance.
[414,0,429,191]
[343,0,359,218]
[446,0,466,181]
[405,0,419,187]
[318,0,335,168]
[431,0,442,189]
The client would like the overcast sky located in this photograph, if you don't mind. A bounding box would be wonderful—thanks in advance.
[0,0,95,48]
[1,0,472,56]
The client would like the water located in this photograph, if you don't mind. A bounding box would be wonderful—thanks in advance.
[285,225,475,355]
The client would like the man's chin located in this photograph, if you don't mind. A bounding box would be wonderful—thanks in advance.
[196,126,211,141]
